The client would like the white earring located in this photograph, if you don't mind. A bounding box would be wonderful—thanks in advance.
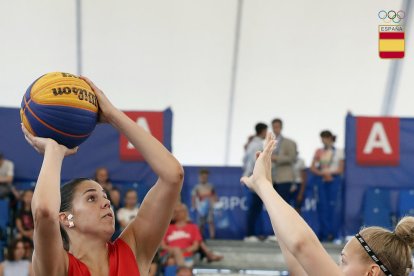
[68,214,75,228]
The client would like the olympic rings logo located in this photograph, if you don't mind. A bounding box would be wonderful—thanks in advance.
[378,10,405,24]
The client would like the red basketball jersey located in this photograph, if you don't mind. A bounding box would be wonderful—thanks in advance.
[68,238,140,276]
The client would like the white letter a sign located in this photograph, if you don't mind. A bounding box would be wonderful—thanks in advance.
[363,122,392,154]
[356,117,399,166]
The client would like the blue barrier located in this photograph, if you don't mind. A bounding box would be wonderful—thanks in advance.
[398,189,414,218]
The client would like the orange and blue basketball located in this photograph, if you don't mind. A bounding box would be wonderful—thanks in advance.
[20,72,99,148]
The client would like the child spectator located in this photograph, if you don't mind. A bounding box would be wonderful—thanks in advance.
[191,169,218,239]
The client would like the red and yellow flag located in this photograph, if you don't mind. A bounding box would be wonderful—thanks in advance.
[379,25,405,59]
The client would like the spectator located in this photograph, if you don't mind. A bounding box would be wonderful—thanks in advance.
[310,130,344,241]
[117,190,139,231]
[191,169,218,239]
[270,118,297,205]
[15,190,34,242]
[94,167,118,216]
[110,187,122,240]
[0,238,33,275]
[94,167,113,194]
[242,123,268,242]
[160,203,202,267]
[292,153,307,213]
[23,239,33,261]
[0,152,18,200]
[109,187,121,211]
[243,135,255,151]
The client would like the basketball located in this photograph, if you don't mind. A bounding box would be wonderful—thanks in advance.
[20,72,99,148]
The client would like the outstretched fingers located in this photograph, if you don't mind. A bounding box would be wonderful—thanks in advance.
[241,132,276,190]
[255,133,276,161]
[263,134,276,159]
[264,131,272,146]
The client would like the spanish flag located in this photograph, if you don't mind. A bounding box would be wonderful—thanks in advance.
[379,25,405,59]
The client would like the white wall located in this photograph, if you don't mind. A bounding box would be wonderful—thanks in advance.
[1,0,411,166]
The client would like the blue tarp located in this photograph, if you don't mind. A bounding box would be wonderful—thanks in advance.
[0,107,320,239]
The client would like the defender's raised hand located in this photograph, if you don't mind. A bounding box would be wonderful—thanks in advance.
[240,132,276,193]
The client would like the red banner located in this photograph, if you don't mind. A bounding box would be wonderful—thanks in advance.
[356,117,400,166]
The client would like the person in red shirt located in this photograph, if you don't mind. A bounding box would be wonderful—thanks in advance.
[160,203,202,267]
[22,76,183,276]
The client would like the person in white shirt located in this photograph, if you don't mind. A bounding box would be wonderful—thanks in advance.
[0,239,33,276]
[0,152,18,200]
[242,123,268,242]
[117,190,140,231]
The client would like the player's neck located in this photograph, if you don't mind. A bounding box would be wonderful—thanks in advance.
[69,235,108,265]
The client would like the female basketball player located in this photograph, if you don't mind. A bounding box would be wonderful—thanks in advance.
[241,133,414,276]
[22,77,183,276]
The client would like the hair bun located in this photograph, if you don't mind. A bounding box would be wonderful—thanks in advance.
[395,216,414,248]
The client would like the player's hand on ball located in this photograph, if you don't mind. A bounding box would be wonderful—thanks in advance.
[80,76,118,124]
[21,124,78,156]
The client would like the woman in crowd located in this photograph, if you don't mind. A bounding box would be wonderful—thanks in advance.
[0,238,33,276]
[310,130,344,241]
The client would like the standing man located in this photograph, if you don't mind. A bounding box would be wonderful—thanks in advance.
[271,119,297,205]
[242,122,268,242]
